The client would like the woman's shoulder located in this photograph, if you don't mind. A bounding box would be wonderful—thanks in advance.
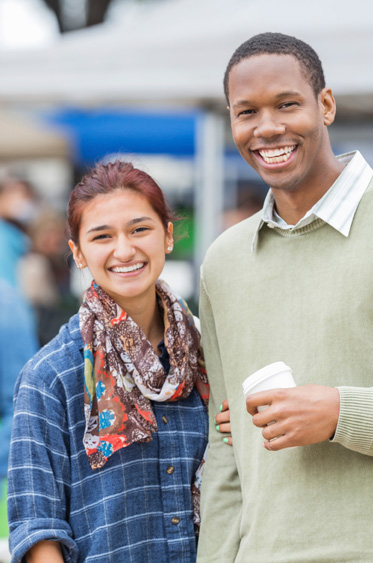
[20,313,83,390]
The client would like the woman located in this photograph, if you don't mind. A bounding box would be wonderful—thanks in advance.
[8,161,230,563]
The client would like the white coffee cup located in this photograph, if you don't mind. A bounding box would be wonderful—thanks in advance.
[242,361,296,412]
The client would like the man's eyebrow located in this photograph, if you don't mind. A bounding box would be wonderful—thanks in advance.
[232,91,302,109]
[232,99,253,109]
[274,90,302,98]
[86,217,154,234]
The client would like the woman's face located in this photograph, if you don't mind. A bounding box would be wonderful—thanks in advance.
[69,189,173,310]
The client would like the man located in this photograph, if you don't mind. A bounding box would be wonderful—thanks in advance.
[197,32,373,562]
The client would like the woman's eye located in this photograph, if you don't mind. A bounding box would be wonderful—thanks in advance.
[92,234,110,241]
[133,227,149,234]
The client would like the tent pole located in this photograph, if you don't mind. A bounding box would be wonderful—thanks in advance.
[194,111,225,300]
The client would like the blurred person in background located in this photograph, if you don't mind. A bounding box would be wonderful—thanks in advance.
[0,278,38,483]
[0,177,38,289]
[8,160,230,563]
[19,208,78,346]
[0,280,38,542]
[222,188,264,231]
[0,177,39,543]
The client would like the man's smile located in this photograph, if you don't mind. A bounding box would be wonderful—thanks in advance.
[257,145,297,164]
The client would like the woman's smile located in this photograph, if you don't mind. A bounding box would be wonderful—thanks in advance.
[69,189,173,312]
[109,262,147,275]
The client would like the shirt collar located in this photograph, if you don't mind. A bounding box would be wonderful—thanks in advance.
[251,151,373,252]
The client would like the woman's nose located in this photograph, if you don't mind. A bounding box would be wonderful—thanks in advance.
[113,235,136,261]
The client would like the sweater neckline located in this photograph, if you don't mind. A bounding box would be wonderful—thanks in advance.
[269,217,326,238]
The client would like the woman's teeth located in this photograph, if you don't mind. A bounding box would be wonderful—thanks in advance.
[258,145,296,164]
[111,263,144,273]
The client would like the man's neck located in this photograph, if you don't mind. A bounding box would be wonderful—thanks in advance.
[272,156,345,225]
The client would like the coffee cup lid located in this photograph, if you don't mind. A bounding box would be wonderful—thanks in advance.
[242,361,291,395]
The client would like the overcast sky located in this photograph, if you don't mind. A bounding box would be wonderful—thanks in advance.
[0,0,60,50]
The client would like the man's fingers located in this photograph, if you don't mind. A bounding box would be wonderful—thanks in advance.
[245,394,261,416]
[263,435,290,451]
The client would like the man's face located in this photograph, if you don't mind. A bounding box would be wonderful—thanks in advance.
[228,54,335,195]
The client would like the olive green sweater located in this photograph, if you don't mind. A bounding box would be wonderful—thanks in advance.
[198,178,373,563]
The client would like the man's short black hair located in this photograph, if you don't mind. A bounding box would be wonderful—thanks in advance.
[223,32,326,104]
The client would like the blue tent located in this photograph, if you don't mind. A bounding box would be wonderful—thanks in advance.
[44,108,200,165]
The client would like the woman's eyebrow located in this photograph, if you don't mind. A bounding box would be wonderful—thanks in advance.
[86,217,154,234]
[86,224,111,234]
[127,216,154,226]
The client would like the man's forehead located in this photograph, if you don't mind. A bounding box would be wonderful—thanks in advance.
[228,54,312,100]
[231,53,303,76]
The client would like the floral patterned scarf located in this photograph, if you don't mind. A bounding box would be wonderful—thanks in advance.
[79,279,209,471]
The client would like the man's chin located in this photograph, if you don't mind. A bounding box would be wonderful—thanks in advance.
[255,170,296,191]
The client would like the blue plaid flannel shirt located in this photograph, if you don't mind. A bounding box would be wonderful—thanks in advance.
[8,314,208,562]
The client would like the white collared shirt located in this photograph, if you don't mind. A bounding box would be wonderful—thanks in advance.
[251,151,373,252]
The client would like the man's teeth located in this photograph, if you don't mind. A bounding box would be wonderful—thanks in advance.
[258,145,296,164]
[111,263,144,273]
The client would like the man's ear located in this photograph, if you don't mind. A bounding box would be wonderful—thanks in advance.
[319,87,336,126]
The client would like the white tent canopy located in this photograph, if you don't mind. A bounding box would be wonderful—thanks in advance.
[0,0,372,110]
[0,0,371,279]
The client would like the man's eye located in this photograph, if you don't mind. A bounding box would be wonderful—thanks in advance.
[280,102,297,109]
[238,109,255,117]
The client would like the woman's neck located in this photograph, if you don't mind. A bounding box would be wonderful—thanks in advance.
[124,292,164,351]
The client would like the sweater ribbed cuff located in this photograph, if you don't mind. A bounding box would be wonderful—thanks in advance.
[332,386,373,456]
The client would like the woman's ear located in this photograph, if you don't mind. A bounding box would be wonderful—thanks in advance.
[165,222,174,254]
[319,87,337,126]
[68,239,86,270]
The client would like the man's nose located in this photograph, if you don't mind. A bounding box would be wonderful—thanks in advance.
[253,112,286,138]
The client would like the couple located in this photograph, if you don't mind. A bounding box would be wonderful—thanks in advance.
[9,32,373,562]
